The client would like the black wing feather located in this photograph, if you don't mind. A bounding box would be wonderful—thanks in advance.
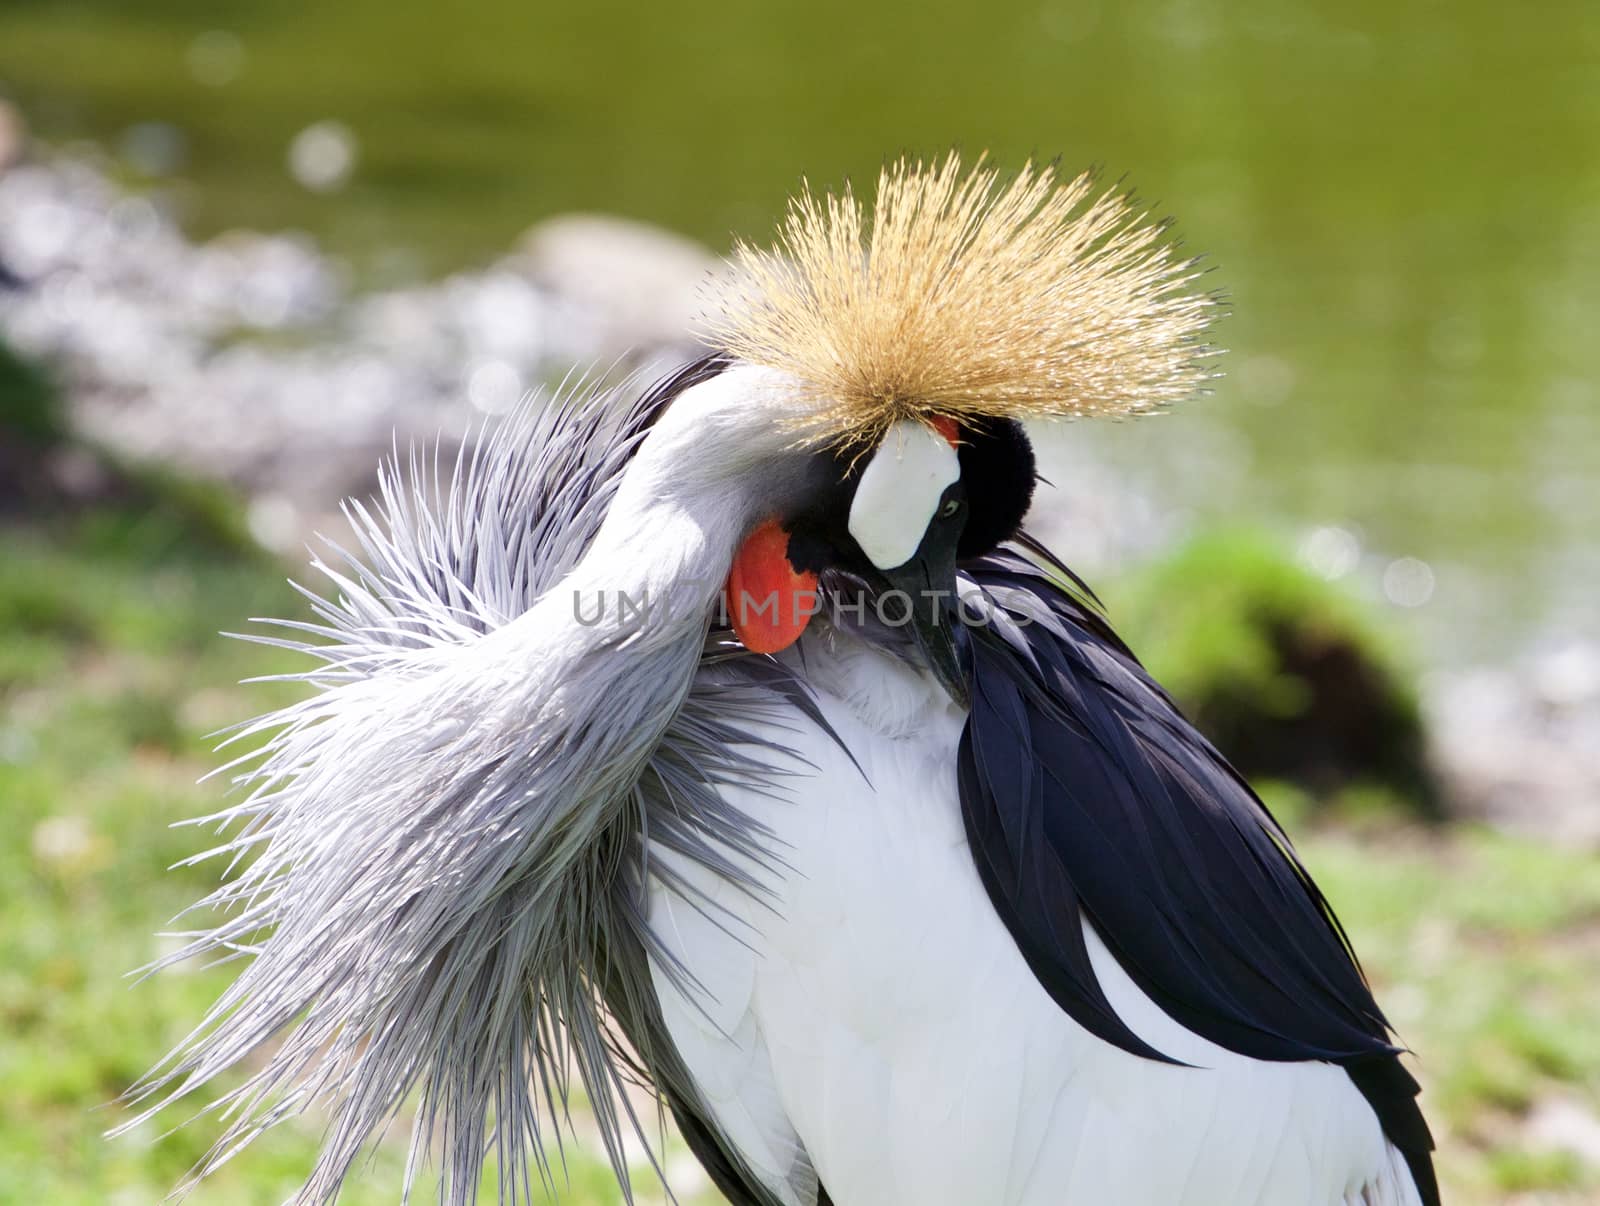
[957,542,1439,1206]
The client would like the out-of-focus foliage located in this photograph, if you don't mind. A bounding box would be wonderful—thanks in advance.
[1110,529,1437,812]
[0,334,64,447]
[0,337,256,551]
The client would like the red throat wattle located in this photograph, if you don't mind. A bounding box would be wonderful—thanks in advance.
[725,520,819,654]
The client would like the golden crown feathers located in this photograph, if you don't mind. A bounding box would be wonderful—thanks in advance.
[700,152,1221,449]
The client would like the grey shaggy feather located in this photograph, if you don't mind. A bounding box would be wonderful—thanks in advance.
[122,370,808,1205]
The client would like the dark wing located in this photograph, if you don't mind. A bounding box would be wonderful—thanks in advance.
[956,539,1439,1206]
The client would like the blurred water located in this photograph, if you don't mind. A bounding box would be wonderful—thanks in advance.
[1,0,1597,661]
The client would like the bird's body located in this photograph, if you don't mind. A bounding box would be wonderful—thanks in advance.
[128,156,1438,1206]
[649,621,1421,1206]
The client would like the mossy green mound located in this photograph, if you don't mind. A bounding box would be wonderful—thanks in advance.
[1108,528,1438,816]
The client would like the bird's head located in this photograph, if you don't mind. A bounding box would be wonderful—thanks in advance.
[614,151,1218,699]
[585,360,1034,705]
[720,404,1038,704]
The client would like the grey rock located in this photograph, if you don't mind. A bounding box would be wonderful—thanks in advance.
[1525,1097,1600,1169]
[515,213,720,363]
[0,157,717,553]
[1425,642,1600,846]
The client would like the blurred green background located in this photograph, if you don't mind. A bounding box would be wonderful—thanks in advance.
[4,0,1597,659]
[2,2,1599,1203]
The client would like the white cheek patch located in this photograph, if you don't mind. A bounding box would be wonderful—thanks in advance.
[847,420,961,570]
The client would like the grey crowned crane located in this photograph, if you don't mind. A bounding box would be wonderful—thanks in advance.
[127,155,1438,1206]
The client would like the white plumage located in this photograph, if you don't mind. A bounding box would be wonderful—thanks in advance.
[648,624,1423,1206]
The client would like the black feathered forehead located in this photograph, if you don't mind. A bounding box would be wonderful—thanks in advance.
[954,418,1036,560]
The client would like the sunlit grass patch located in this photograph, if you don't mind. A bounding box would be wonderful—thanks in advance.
[1299,822,1600,1204]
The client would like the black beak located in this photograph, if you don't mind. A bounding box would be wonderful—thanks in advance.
[876,541,971,709]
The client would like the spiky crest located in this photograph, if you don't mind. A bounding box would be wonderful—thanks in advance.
[701,152,1220,450]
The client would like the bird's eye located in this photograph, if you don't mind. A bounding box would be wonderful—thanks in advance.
[939,498,963,519]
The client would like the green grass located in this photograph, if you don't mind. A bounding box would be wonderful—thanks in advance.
[1296,819,1600,1203]
[0,335,66,446]
[2,511,1596,1203]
